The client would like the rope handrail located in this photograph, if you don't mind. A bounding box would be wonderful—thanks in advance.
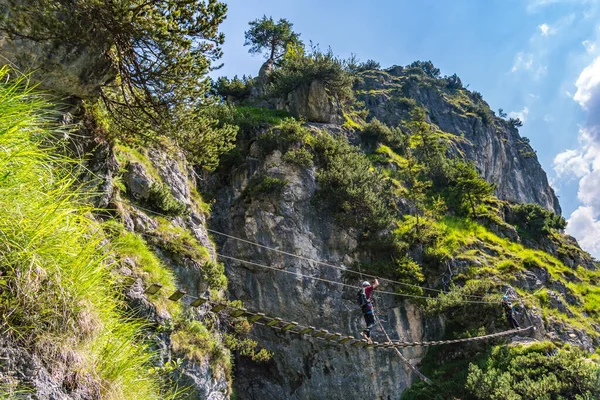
[207,227,490,300]
[217,253,498,305]
[116,201,532,304]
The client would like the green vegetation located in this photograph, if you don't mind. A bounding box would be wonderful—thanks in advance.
[171,319,230,379]
[361,117,405,150]
[148,218,226,290]
[244,16,302,61]
[313,130,392,231]
[1,0,238,169]
[244,176,288,198]
[213,75,255,102]
[508,203,567,239]
[466,343,600,400]
[148,183,188,216]
[0,68,168,399]
[446,160,495,217]
[282,147,314,167]
[106,223,179,315]
[404,342,600,400]
[257,117,310,154]
[270,44,355,104]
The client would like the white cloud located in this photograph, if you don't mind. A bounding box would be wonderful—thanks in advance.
[543,114,555,122]
[556,54,600,258]
[554,148,591,177]
[582,39,597,53]
[511,52,534,72]
[573,56,600,108]
[539,23,556,36]
[508,107,530,122]
[565,206,600,257]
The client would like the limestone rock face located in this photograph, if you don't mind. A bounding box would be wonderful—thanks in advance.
[83,143,228,399]
[207,144,442,400]
[0,6,114,98]
[280,80,345,124]
[357,69,561,215]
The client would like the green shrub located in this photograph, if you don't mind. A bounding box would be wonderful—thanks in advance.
[361,118,405,150]
[508,203,567,239]
[223,334,273,362]
[393,96,418,110]
[466,344,600,400]
[171,319,230,374]
[313,131,392,231]
[282,147,313,167]
[443,160,495,217]
[256,117,310,154]
[214,106,291,136]
[405,60,441,79]
[361,257,424,295]
[149,219,226,289]
[213,75,254,102]
[270,45,355,104]
[147,183,188,216]
[244,176,288,198]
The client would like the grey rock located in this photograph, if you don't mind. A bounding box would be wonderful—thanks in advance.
[546,290,574,317]
[174,360,229,400]
[515,267,548,291]
[0,12,115,98]
[0,338,100,400]
[123,162,154,201]
[280,80,345,124]
[549,280,581,306]
[209,140,442,400]
[357,70,561,214]
[546,321,596,352]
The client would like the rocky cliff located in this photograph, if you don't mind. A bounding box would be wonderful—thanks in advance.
[205,145,443,399]
[356,67,561,215]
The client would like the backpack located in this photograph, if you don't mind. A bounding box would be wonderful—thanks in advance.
[357,288,368,308]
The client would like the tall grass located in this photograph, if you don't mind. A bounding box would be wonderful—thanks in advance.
[0,67,167,399]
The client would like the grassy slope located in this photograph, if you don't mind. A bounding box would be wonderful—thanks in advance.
[0,70,169,397]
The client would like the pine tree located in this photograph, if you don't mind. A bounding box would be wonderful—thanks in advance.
[451,161,495,217]
[402,152,431,235]
[244,16,302,61]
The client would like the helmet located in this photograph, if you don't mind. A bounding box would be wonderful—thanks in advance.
[502,295,508,300]
[362,281,370,287]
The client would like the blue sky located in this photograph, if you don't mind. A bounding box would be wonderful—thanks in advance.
[215,0,600,257]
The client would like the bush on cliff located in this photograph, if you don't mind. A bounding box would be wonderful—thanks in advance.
[270,44,355,104]
[313,130,392,231]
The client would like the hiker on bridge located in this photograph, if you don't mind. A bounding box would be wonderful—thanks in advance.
[358,278,379,342]
[501,295,520,329]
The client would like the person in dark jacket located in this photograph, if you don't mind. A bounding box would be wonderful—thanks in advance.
[358,278,379,342]
[501,295,520,329]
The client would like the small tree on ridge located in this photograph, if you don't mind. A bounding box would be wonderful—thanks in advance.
[244,15,302,61]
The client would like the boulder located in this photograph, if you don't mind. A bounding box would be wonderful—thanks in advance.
[282,80,345,124]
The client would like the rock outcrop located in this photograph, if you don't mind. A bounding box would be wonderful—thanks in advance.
[357,68,561,215]
[277,80,345,124]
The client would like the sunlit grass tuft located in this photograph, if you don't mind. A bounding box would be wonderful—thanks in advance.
[0,67,168,399]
